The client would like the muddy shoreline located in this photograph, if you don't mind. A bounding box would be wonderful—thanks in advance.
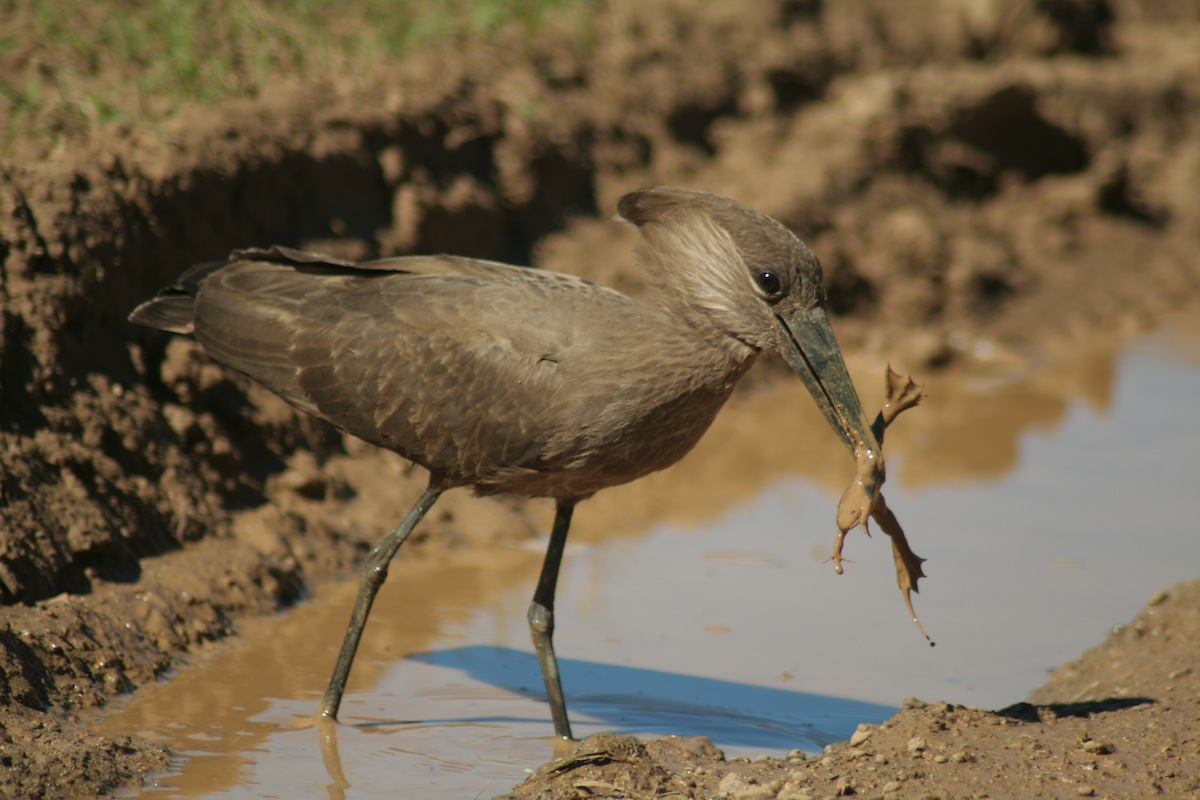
[503,575,1200,799]
[3,1,1200,797]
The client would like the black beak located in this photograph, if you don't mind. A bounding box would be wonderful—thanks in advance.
[776,306,880,460]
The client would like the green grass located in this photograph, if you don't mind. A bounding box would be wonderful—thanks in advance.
[0,0,585,150]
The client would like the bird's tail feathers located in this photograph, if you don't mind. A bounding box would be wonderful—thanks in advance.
[127,259,229,334]
[128,294,197,334]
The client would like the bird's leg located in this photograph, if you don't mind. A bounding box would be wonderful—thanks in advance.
[527,499,576,740]
[318,482,444,721]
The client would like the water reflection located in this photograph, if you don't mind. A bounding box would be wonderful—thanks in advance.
[554,335,1131,545]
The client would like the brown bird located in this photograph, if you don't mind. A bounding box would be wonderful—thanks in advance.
[129,187,881,740]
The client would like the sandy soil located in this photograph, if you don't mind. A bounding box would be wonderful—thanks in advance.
[502,579,1200,799]
[2,1,1199,797]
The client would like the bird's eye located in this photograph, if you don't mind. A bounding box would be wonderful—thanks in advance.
[755,271,783,297]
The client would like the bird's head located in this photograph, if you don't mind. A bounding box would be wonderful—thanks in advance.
[617,186,881,460]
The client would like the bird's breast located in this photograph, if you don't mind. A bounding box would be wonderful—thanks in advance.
[474,350,755,499]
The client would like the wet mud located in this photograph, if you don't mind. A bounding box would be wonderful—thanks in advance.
[2,1,1200,797]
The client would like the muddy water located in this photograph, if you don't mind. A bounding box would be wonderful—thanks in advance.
[101,318,1200,799]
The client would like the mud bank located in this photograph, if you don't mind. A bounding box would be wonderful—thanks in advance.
[2,1,1200,797]
[503,578,1200,800]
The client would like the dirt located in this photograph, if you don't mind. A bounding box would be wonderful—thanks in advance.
[1,1,1199,797]
[501,579,1200,799]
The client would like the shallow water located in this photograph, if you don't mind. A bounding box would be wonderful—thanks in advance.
[102,318,1200,799]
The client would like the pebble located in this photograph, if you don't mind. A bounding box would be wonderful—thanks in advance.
[1077,787,1096,797]
[906,737,928,753]
[849,724,875,747]
[882,781,902,793]
[777,792,812,800]
[933,754,948,764]
[718,773,751,797]
[787,749,808,761]
[753,753,773,764]
[733,787,774,800]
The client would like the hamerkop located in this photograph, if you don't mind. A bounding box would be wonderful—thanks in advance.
[130,187,882,740]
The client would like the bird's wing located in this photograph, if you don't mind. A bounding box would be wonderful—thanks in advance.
[191,254,635,484]
[232,246,599,285]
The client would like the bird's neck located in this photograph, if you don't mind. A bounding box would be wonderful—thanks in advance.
[642,294,760,389]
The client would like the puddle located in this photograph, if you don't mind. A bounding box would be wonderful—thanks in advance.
[100,318,1200,798]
